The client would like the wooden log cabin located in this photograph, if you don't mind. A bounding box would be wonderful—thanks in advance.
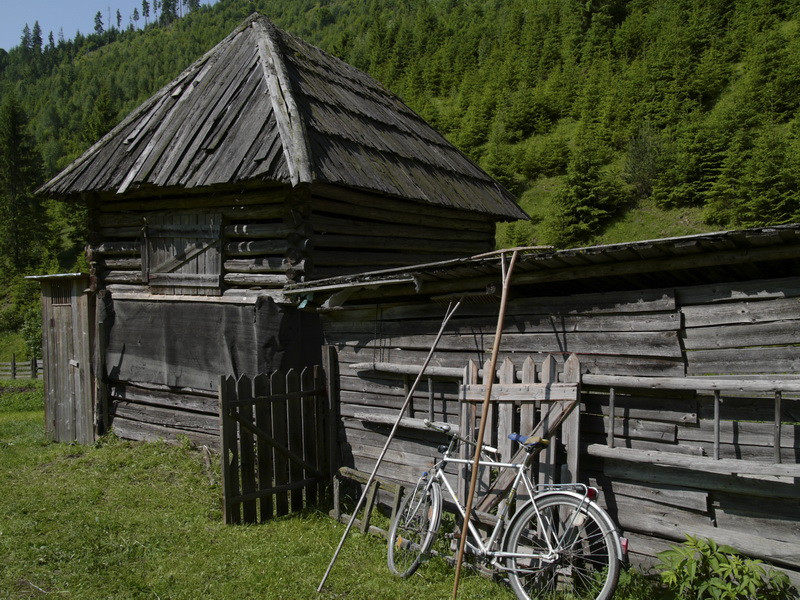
[35,14,526,445]
[283,224,800,583]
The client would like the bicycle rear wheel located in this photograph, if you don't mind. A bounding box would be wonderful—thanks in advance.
[504,492,619,600]
[387,480,442,577]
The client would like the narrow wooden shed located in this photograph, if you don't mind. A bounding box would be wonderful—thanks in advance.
[283,224,800,583]
[35,13,526,445]
[26,274,95,444]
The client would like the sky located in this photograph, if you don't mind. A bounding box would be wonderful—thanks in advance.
[0,1,219,52]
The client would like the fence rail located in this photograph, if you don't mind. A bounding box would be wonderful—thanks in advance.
[0,355,42,379]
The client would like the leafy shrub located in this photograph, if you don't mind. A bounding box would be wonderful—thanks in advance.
[656,535,797,600]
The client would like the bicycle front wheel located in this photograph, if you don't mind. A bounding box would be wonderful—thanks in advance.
[504,492,620,600]
[387,479,442,577]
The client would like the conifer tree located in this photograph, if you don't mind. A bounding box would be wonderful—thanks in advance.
[0,94,43,271]
[94,11,104,35]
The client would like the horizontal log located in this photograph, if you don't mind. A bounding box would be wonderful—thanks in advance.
[588,444,800,478]
[312,186,496,228]
[93,241,140,255]
[311,213,495,242]
[111,400,219,433]
[224,223,294,239]
[148,273,221,287]
[324,288,677,323]
[97,186,288,212]
[582,374,800,394]
[223,273,286,286]
[223,257,304,274]
[351,412,460,434]
[612,494,800,569]
[349,362,465,379]
[110,415,219,448]
[225,240,289,256]
[103,270,144,284]
[687,346,800,376]
[676,276,800,305]
[597,449,800,500]
[107,381,216,413]
[682,297,800,328]
[312,249,468,267]
[102,258,142,270]
[312,232,486,254]
[325,311,681,336]
[684,320,800,350]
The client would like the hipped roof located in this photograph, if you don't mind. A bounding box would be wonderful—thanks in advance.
[39,13,527,221]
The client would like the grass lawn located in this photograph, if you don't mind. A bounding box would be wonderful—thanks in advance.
[0,381,516,600]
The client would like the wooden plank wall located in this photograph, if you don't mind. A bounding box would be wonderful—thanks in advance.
[321,274,800,582]
[308,187,496,279]
[90,188,302,294]
[89,185,497,295]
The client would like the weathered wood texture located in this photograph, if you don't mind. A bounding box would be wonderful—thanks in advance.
[218,369,329,524]
[89,185,497,295]
[38,276,95,444]
[321,275,800,580]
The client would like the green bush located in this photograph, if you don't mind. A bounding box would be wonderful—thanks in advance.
[656,535,797,600]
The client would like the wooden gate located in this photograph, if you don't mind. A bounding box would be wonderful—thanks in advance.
[29,273,95,444]
[218,367,331,524]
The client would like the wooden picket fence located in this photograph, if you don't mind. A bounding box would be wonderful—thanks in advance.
[0,355,42,379]
[218,367,331,524]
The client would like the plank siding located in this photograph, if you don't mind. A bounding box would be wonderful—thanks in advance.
[319,276,800,582]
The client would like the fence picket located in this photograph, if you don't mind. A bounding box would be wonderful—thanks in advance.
[237,376,258,523]
[253,374,274,522]
[271,370,290,517]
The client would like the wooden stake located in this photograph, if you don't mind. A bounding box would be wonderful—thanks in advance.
[452,250,518,600]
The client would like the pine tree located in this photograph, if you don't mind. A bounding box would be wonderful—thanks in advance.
[0,94,43,271]
[94,11,104,35]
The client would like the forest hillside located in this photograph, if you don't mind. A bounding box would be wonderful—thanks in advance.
[1,0,799,356]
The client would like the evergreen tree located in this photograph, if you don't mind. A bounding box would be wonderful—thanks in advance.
[94,11,104,35]
[117,9,123,30]
[0,94,43,271]
[142,0,150,25]
[548,129,630,247]
[31,22,43,54]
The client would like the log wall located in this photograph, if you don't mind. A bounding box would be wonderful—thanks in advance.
[88,185,497,295]
[320,274,800,582]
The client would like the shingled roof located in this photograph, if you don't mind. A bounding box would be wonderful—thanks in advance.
[39,13,527,221]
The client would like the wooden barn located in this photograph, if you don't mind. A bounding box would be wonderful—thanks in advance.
[35,13,525,445]
[283,224,800,583]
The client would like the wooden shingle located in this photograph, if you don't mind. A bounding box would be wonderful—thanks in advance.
[39,13,526,221]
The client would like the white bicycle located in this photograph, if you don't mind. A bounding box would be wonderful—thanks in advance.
[387,420,625,600]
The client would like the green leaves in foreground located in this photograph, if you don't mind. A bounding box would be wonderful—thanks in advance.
[656,535,797,600]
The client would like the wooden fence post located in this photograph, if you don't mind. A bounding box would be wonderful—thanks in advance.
[218,375,241,525]
[322,345,340,480]
[11,354,16,379]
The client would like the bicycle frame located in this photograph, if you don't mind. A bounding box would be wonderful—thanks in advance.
[417,431,596,568]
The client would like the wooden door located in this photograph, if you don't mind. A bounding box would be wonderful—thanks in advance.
[37,275,95,443]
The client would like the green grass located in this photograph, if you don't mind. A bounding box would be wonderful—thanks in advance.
[0,390,515,600]
[0,386,668,599]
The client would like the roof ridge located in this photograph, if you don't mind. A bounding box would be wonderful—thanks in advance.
[252,15,313,186]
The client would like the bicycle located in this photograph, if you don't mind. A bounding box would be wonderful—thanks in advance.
[387,420,625,600]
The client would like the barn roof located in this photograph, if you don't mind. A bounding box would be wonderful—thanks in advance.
[283,224,800,303]
[39,13,527,221]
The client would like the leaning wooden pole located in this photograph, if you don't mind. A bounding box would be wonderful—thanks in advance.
[451,249,518,600]
[317,300,462,592]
